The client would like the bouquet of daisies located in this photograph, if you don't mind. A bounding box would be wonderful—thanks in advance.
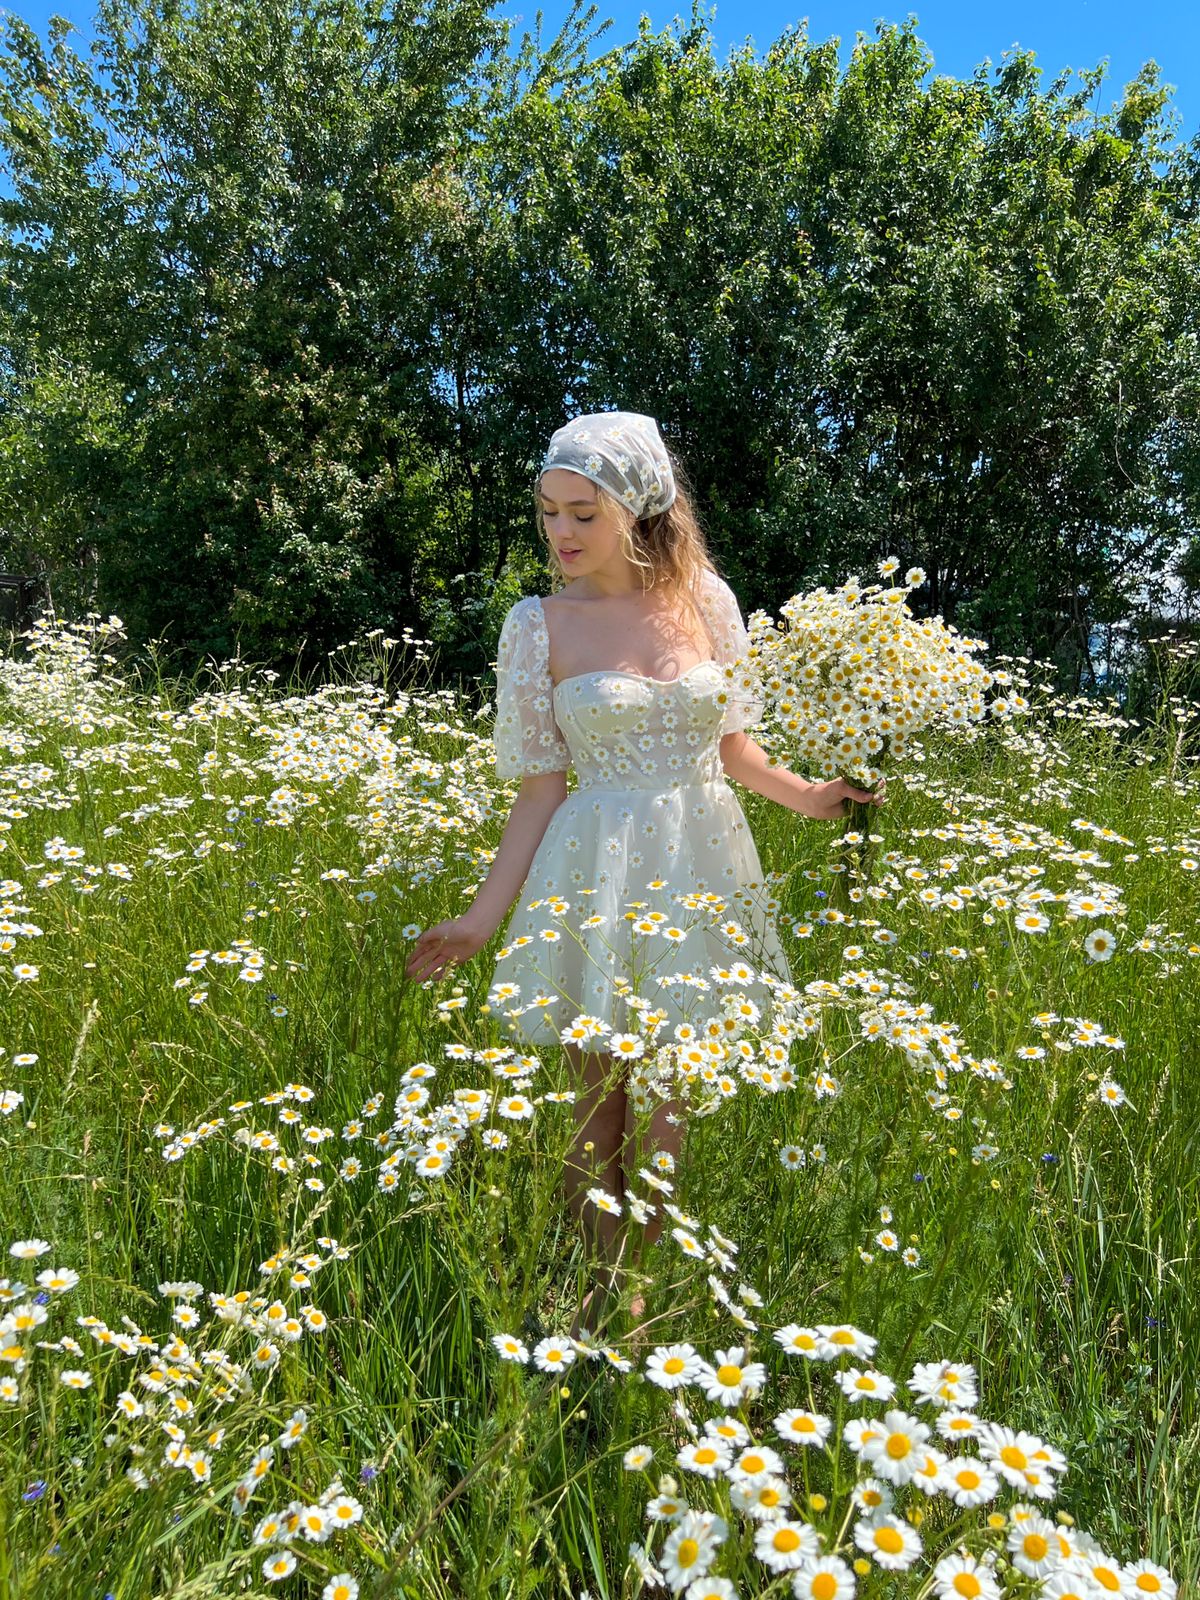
[745,560,1022,887]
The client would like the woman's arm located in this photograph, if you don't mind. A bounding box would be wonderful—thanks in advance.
[461,771,569,939]
[720,731,883,821]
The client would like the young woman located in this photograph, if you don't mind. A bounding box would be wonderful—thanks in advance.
[405,411,883,1338]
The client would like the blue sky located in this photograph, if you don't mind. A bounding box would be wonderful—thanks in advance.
[1,0,1195,145]
[498,0,1197,139]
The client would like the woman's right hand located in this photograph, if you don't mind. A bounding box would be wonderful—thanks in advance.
[404,915,490,983]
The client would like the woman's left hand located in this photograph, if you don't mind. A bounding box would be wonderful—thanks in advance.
[802,777,886,821]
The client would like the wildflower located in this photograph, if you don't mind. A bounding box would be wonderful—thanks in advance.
[978,1424,1061,1489]
[9,1240,51,1260]
[816,1324,877,1359]
[492,1333,529,1364]
[859,1410,931,1485]
[684,1580,737,1600]
[676,1440,732,1479]
[1084,928,1116,961]
[323,1579,360,1600]
[297,1503,331,1542]
[835,1368,897,1403]
[780,1145,807,1169]
[755,1519,820,1573]
[324,1495,364,1529]
[263,1551,297,1582]
[853,1513,923,1570]
[646,1344,702,1391]
[279,1409,308,1449]
[731,1473,792,1520]
[59,1369,92,1389]
[661,1510,727,1591]
[773,1409,832,1448]
[35,1267,79,1294]
[697,1347,766,1407]
[932,1552,1002,1600]
[531,1337,575,1374]
[623,1445,654,1471]
[938,1456,1000,1507]
[792,1555,857,1600]
[850,1479,893,1514]
[774,1325,823,1359]
[1007,1513,1062,1578]
[909,1360,978,1409]
[1098,1079,1127,1108]
[1122,1559,1177,1599]
[729,1444,785,1481]
[646,1490,688,1522]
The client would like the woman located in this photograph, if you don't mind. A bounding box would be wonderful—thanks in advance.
[405,411,882,1338]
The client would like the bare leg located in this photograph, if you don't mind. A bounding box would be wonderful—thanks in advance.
[622,1085,686,1322]
[563,1041,627,1337]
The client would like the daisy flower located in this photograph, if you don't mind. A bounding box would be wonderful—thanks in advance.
[853,1513,923,1570]
[1122,1559,1176,1600]
[623,1444,654,1472]
[938,1456,1000,1508]
[491,1333,528,1364]
[729,1473,792,1520]
[728,1443,785,1481]
[646,1344,702,1391]
[661,1510,727,1592]
[859,1410,931,1485]
[774,1325,823,1359]
[698,1347,766,1407]
[323,1579,359,1600]
[977,1424,1059,1489]
[850,1478,893,1515]
[931,1551,1002,1600]
[835,1367,897,1403]
[676,1440,732,1480]
[754,1519,820,1573]
[531,1337,575,1374]
[1007,1513,1062,1579]
[263,1551,297,1582]
[773,1409,832,1448]
[792,1555,857,1600]
[816,1324,877,1360]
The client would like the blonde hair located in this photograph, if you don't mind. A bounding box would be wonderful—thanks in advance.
[534,450,719,642]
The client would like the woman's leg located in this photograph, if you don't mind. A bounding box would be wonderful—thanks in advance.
[621,1085,686,1321]
[563,1041,627,1337]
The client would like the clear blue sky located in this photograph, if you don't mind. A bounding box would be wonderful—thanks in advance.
[1,0,1196,142]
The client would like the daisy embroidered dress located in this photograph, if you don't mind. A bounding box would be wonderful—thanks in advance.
[489,568,794,1049]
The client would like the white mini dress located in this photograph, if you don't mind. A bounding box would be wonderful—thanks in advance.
[488,568,793,1049]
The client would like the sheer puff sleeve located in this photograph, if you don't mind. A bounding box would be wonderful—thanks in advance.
[492,596,571,780]
[698,569,764,736]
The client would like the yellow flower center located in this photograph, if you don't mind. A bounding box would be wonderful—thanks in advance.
[695,1447,717,1465]
[793,1416,816,1433]
[663,1357,685,1375]
[678,1539,700,1568]
[1095,1569,1122,1592]
[716,1363,742,1387]
[875,1528,904,1554]
[1023,1535,1049,1562]
[1136,1579,1162,1595]
[812,1575,838,1600]
[953,1577,982,1598]
[830,1330,855,1345]
[957,1469,981,1490]
[761,1487,782,1507]
[793,1334,818,1350]
[856,1376,876,1390]
[742,1454,765,1474]
[774,1528,802,1553]
[1000,1444,1028,1469]
[885,1433,911,1459]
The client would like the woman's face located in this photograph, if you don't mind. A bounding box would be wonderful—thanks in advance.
[539,469,629,579]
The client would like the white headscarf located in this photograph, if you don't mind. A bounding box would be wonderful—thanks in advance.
[539,410,677,518]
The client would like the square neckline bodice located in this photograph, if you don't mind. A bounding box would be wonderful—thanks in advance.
[534,594,719,696]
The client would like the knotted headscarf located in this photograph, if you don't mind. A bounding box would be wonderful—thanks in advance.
[539,411,677,519]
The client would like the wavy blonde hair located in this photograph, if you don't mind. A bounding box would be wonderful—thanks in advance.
[534,449,719,642]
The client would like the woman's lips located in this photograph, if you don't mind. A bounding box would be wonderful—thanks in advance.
[560,549,581,560]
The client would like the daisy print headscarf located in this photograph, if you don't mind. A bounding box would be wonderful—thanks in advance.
[539,411,677,519]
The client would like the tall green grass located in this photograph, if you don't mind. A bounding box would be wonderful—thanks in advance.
[0,617,1195,1598]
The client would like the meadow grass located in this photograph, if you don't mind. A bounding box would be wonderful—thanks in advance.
[0,616,1195,1599]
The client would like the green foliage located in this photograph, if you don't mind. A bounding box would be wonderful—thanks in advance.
[0,2,1197,689]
